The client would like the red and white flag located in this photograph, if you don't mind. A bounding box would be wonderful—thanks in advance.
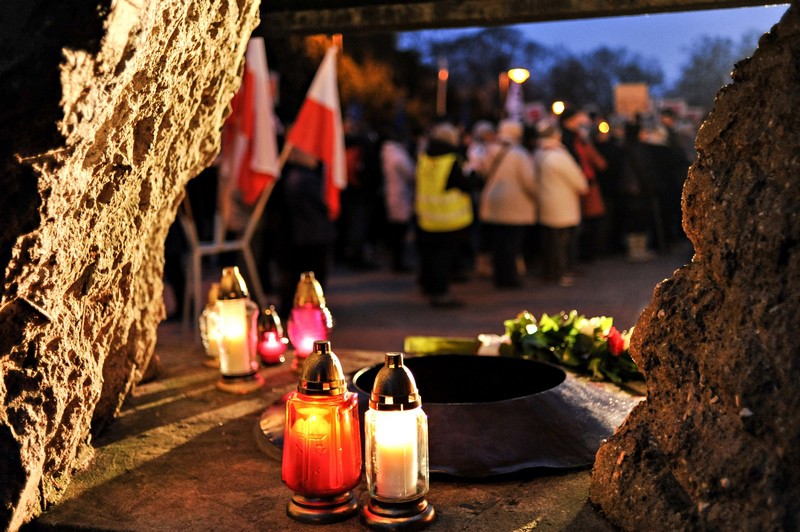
[223,37,280,207]
[286,47,347,220]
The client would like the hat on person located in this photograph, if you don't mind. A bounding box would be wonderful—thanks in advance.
[471,120,495,140]
[497,119,523,143]
[430,122,460,147]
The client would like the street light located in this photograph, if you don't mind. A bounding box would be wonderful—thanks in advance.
[505,68,529,121]
[436,57,448,117]
[552,100,566,115]
[507,68,530,84]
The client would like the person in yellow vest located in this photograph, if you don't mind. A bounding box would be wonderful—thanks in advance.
[414,122,474,307]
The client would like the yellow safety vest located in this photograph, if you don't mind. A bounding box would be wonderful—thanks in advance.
[415,153,473,232]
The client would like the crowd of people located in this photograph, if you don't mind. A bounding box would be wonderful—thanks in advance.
[165,104,696,317]
[327,104,693,308]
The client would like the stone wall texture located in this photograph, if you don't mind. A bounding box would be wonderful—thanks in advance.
[0,1,259,529]
[591,3,800,530]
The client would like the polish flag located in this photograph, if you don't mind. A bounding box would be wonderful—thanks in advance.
[286,47,347,220]
[224,37,280,206]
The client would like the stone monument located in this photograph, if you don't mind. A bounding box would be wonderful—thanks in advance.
[0,1,260,528]
[591,4,800,529]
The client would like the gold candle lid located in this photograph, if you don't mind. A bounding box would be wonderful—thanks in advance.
[370,352,421,411]
[218,266,249,300]
[293,271,326,307]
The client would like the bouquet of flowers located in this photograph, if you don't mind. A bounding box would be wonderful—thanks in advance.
[499,310,642,384]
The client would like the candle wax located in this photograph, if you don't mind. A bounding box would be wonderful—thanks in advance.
[372,410,419,499]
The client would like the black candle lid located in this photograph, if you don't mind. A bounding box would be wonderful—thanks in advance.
[369,353,421,411]
[298,341,346,396]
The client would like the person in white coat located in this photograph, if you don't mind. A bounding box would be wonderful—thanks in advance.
[478,119,537,288]
[534,119,589,287]
[380,135,416,272]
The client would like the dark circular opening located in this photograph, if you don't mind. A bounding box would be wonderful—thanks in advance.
[352,355,565,404]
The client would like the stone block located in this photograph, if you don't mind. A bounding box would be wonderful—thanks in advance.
[591,4,800,529]
[0,1,260,528]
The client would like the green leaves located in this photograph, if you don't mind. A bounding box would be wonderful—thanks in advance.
[502,310,643,384]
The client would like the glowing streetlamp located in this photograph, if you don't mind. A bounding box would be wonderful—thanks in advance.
[507,67,530,84]
[505,68,529,121]
[362,353,435,530]
[552,100,566,116]
[436,57,448,117]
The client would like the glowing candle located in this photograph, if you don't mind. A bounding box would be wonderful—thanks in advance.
[288,306,328,357]
[362,353,435,528]
[287,272,333,370]
[200,306,221,357]
[217,298,252,376]
[282,341,362,524]
[371,409,419,499]
[199,283,222,365]
[214,267,261,392]
[257,305,287,365]
[258,330,287,364]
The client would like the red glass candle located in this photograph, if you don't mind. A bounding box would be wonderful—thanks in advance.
[257,305,288,365]
[282,341,361,524]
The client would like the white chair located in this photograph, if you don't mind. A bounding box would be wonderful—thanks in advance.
[178,179,276,331]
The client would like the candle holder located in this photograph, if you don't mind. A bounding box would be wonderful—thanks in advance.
[198,282,221,368]
[287,272,333,371]
[362,353,435,530]
[282,341,362,524]
[215,266,265,394]
[257,305,288,365]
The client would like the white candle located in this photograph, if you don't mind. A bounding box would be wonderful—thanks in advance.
[217,299,251,375]
[373,410,419,499]
[206,311,221,357]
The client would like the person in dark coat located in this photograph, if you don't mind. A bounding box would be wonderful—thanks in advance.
[265,146,336,317]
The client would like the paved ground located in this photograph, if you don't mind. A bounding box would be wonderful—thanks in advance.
[25,244,693,532]
[324,243,692,354]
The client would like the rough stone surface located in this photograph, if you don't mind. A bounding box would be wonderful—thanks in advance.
[0,1,259,529]
[591,4,800,530]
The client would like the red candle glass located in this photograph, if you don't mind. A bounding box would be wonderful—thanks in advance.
[257,305,288,365]
[282,341,362,524]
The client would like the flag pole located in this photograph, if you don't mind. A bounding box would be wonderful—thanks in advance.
[277,140,292,171]
[242,140,292,244]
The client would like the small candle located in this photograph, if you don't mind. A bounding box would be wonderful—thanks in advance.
[218,299,251,375]
[258,330,287,364]
[205,311,222,357]
[373,410,419,499]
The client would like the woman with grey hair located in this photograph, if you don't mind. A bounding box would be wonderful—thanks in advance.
[533,120,589,286]
[478,119,538,288]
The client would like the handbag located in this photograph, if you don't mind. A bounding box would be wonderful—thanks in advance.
[581,178,606,218]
